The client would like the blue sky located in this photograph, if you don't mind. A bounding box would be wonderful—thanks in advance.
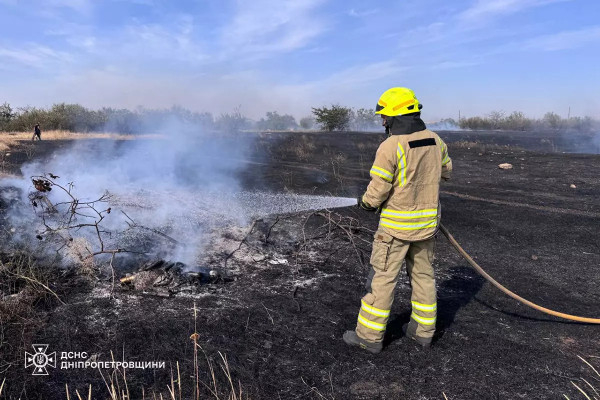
[1,0,599,121]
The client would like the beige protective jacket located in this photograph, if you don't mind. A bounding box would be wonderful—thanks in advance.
[363,129,452,241]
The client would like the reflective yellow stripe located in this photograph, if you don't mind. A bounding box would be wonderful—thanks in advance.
[358,315,386,331]
[411,301,437,312]
[440,141,450,165]
[380,218,437,231]
[381,208,437,220]
[442,152,450,166]
[370,166,393,182]
[361,300,390,318]
[392,99,415,111]
[397,144,406,186]
[411,313,436,326]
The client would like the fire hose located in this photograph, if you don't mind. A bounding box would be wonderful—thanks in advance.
[439,223,600,324]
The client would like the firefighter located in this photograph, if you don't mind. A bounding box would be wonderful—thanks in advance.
[343,87,452,353]
[32,123,41,141]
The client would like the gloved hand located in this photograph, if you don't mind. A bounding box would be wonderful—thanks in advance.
[357,195,378,212]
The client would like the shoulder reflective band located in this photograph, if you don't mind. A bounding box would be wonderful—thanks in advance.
[409,138,436,148]
[370,166,393,182]
[411,301,437,312]
[358,315,386,331]
[396,144,407,186]
[411,313,436,325]
[440,141,450,166]
[380,218,437,231]
[380,208,437,220]
[361,300,390,318]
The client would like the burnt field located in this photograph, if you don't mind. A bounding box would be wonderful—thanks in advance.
[0,130,599,399]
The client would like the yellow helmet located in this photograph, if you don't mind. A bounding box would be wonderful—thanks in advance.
[375,87,422,117]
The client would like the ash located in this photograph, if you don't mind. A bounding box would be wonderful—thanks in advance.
[107,189,357,265]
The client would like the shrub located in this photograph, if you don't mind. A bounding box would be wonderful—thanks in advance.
[0,102,14,130]
[257,111,297,131]
[352,108,380,131]
[215,106,249,133]
[299,116,314,130]
[311,104,352,131]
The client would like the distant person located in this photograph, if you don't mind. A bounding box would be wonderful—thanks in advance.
[32,124,41,141]
[343,87,452,353]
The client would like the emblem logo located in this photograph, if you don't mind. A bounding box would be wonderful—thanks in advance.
[25,344,56,375]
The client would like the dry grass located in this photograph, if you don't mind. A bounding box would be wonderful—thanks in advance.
[292,135,316,161]
[0,130,160,151]
[59,302,249,400]
[0,251,64,320]
[450,140,519,152]
[563,355,600,400]
[356,142,377,152]
[332,152,346,164]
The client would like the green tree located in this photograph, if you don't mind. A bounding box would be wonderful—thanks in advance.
[487,110,506,130]
[353,108,379,131]
[299,116,314,130]
[459,116,491,130]
[0,102,14,130]
[311,104,352,131]
[542,112,562,130]
[216,106,249,133]
[48,103,103,132]
[102,107,140,134]
[257,111,297,131]
[505,111,531,131]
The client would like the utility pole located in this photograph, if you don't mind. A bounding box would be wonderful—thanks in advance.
[458,110,461,122]
[567,106,571,119]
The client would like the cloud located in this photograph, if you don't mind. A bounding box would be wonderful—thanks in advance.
[45,0,93,15]
[522,25,600,51]
[320,61,407,86]
[221,0,328,58]
[398,22,446,46]
[459,0,570,23]
[430,60,481,70]
[0,44,73,68]
[348,8,378,18]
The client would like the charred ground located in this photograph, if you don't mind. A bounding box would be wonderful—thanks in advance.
[0,130,599,399]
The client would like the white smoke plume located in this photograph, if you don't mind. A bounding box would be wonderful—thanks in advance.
[1,118,253,266]
[0,119,357,268]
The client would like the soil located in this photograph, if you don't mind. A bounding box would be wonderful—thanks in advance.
[0,130,599,399]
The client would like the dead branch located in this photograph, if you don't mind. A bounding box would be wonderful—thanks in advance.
[121,210,180,245]
[316,210,369,269]
[28,174,145,272]
[264,216,281,244]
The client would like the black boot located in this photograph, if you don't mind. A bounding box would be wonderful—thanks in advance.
[343,331,383,354]
[402,323,432,348]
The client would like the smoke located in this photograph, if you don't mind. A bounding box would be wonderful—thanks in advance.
[428,119,462,131]
[1,116,254,266]
[0,116,358,268]
[594,132,600,154]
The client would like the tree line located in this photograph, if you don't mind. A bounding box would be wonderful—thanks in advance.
[1,102,597,134]
[0,102,381,134]
[451,111,599,132]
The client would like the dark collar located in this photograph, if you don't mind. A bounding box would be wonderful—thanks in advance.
[388,113,427,135]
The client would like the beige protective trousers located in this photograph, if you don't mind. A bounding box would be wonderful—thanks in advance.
[355,230,437,343]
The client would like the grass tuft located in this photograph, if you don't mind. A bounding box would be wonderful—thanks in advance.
[564,355,599,399]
